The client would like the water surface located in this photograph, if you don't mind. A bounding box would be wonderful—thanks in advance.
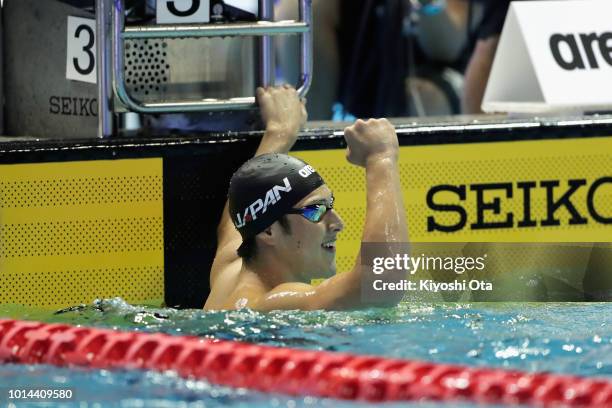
[1,300,610,407]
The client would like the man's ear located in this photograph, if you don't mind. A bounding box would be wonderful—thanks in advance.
[257,225,275,247]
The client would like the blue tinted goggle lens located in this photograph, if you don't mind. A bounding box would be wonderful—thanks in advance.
[287,196,334,223]
[301,204,328,222]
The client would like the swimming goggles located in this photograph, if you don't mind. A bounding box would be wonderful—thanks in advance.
[286,197,334,223]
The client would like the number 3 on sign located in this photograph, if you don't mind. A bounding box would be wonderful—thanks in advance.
[157,0,210,24]
[66,16,96,84]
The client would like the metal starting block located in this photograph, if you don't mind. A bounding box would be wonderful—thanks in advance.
[2,0,313,139]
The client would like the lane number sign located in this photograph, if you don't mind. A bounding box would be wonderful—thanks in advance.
[66,16,97,84]
[157,0,210,24]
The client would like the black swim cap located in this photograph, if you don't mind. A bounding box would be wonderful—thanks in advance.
[228,153,325,242]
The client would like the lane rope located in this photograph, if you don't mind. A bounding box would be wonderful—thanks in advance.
[1,319,610,406]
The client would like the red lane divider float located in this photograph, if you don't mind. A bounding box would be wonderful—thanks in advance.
[1,319,611,406]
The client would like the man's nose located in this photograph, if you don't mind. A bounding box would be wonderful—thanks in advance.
[327,210,344,232]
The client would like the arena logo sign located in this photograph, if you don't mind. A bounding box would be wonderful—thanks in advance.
[549,32,612,70]
[426,177,611,232]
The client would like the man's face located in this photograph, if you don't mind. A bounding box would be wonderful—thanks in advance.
[274,185,344,282]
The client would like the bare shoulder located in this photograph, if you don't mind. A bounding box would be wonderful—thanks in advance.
[204,256,243,310]
[209,236,243,288]
[268,282,316,295]
[253,282,318,311]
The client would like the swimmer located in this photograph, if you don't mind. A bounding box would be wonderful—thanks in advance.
[204,86,408,310]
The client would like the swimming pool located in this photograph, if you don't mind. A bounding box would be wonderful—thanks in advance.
[1,299,610,407]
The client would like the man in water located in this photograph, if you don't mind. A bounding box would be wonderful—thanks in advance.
[205,86,408,310]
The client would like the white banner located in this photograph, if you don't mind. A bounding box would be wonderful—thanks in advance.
[483,0,612,113]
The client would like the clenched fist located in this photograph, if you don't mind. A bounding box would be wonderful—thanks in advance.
[344,119,399,167]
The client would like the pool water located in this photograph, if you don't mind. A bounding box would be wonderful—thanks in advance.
[1,300,611,407]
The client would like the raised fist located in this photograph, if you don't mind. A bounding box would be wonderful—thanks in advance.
[343,118,399,167]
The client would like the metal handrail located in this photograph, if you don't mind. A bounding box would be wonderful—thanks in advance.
[122,21,309,39]
[97,0,313,137]
[97,0,113,138]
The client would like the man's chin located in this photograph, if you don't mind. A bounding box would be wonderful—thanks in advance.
[322,264,337,278]
[308,259,337,281]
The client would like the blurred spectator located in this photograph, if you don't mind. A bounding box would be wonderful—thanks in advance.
[335,0,410,118]
[462,0,512,114]
[277,0,471,120]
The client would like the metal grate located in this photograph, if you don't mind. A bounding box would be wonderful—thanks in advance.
[0,176,162,208]
[0,218,163,258]
[125,39,169,99]
[0,159,164,308]
[0,266,163,308]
